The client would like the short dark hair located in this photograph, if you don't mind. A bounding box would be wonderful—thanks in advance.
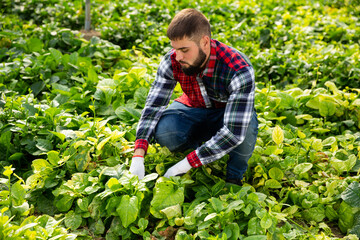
[167,9,211,42]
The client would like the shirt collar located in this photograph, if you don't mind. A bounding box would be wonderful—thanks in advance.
[202,39,217,78]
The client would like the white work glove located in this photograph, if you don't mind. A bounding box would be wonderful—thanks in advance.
[164,158,192,178]
[129,156,145,180]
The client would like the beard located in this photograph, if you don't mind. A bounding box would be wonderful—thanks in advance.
[179,48,207,76]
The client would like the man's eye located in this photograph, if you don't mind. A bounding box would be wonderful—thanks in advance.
[182,49,188,53]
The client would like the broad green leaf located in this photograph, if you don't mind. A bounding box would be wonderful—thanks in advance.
[295,114,313,120]
[150,178,185,218]
[176,229,193,240]
[97,136,110,151]
[255,208,266,219]
[105,196,121,215]
[22,103,37,116]
[325,205,339,221]
[209,197,225,213]
[88,196,103,220]
[77,197,89,212]
[11,182,26,204]
[259,28,271,48]
[55,195,74,212]
[247,192,259,203]
[36,139,53,152]
[0,131,11,147]
[351,99,360,108]
[117,195,139,228]
[341,181,360,208]
[49,131,66,142]
[254,192,268,203]
[141,173,158,183]
[268,167,284,181]
[47,151,60,166]
[282,205,299,216]
[74,147,91,172]
[8,153,24,161]
[90,219,105,235]
[129,67,147,80]
[88,68,98,82]
[331,155,357,173]
[227,200,244,211]
[306,97,320,109]
[294,163,313,175]
[265,179,282,189]
[138,218,149,231]
[30,81,45,97]
[100,164,125,179]
[247,217,265,235]
[224,223,240,240]
[319,100,336,117]
[263,112,286,121]
[297,130,306,139]
[325,81,340,95]
[277,92,296,109]
[204,212,217,222]
[12,202,29,216]
[160,204,182,220]
[115,106,141,121]
[52,83,71,96]
[312,139,323,151]
[107,178,121,192]
[32,159,51,173]
[263,145,278,155]
[49,48,63,64]
[272,125,284,145]
[349,213,360,237]
[301,206,325,222]
[339,201,355,233]
[185,202,206,225]
[322,136,337,146]
[260,213,273,229]
[134,87,148,108]
[64,210,82,230]
[26,38,43,52]
[14,223,39,236]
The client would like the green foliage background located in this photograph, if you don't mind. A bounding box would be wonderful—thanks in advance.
[0,0,360,239]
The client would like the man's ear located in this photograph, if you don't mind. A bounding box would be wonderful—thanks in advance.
[200,35,210,49]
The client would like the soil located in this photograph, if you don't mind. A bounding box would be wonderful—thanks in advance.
[80,29,101,40]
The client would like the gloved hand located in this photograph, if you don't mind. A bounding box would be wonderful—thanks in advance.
[164,158,192,178]
[129,156,145,180]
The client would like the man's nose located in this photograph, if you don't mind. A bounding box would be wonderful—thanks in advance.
[176,51,183,62]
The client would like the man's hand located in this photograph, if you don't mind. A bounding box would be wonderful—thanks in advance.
[129,156,145,180]
[164,158,192,178]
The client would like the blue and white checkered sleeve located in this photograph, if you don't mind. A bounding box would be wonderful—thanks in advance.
[195,66,255,165]
[136,53,176,141]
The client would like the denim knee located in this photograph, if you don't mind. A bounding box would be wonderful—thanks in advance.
[155,129,188,152]
[154,113,190,152]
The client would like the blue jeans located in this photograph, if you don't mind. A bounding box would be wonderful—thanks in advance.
[154,101,258,180]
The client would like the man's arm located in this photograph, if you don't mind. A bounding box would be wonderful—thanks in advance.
[187,66,255,167]
[134,52,176,152]
[129,52,176,179]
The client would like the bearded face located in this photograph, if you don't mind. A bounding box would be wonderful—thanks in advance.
[179,47,207,76]
[171,37,209,76]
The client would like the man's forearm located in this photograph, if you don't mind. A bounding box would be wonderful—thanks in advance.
[134,148,145,157]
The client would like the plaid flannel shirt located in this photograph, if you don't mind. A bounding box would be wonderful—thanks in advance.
[135,39,255,168]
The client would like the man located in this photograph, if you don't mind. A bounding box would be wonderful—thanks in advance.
[129,8,258,185]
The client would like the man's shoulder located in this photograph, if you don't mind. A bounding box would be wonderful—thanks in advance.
[162,49,179,66]
[212,39,252,71]
[158,49,177,69]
